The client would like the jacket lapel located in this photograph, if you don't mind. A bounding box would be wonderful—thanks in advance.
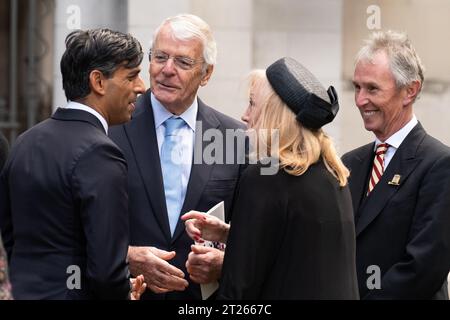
[348,143,374,214]
[124,92,172,242]
[355,123,426,236]
[171,100,220,242]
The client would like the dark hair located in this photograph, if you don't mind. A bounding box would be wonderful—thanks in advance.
[60,28,143,101]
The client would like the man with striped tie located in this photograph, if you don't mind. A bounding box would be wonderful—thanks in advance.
[342,30,450,300]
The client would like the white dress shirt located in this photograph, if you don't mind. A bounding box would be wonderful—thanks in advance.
[374,115,418,169]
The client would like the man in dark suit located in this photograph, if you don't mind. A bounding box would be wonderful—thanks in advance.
[342,30,450,299]
[109,14,246,300]
[0,29,146,299]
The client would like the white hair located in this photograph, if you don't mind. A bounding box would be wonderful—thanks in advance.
[152,13,217,66]
[356,30,425,96]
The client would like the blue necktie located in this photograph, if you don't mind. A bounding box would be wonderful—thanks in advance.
[161,117,185,236]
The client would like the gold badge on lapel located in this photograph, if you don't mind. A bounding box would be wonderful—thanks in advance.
[388,174,401,186]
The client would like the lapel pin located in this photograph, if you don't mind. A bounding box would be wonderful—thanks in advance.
[388,174,401,186]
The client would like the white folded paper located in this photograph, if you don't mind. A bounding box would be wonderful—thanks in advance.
[197,201,225,300]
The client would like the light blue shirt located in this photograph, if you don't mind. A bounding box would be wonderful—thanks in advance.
[375,115,418,169]
[64,101,109,134]
[151,93,197,207]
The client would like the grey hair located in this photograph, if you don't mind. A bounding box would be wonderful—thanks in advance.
[151,13,217,69]
[356,30,425,94]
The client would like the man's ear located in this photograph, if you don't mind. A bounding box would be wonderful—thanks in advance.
[89,70,107,96]
[200,65,214,87]
[403,80,421,106]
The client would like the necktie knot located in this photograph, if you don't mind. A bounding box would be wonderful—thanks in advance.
[375,143,389,156]
[367,143,390,195]
[164,117,185,137]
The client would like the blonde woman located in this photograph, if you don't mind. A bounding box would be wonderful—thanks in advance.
[182,57,358,299]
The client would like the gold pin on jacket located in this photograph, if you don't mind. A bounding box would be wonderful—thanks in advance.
[388,174,401,186]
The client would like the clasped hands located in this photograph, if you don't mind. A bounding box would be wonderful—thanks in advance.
[181,210,230,284]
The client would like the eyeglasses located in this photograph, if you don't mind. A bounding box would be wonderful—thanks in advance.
[149,50,204,71]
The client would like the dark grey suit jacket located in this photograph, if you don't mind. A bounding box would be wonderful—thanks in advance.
[0,108,131,299]
[342,123,450,299]
[109,90,246,300]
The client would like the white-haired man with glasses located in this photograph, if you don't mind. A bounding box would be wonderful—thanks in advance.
[109,14,246,300]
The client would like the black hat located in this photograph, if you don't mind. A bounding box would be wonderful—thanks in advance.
[266,57,339,129]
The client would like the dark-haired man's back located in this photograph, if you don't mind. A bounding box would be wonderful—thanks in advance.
[0,28,145,299]
[0,110,130,299]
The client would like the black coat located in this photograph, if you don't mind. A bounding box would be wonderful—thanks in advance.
[342,123,450,299]
[0,109,131,299]
[218,161,359,299]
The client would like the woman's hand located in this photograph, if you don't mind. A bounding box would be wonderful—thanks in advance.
[181,211,230,244]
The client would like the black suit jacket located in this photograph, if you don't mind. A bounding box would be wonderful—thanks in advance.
[0,108,131,299]
[342,123,450,299]
[218,162,359,299]
[109,90,246,300]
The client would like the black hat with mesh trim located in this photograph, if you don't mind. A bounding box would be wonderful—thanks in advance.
[266,57,339,129]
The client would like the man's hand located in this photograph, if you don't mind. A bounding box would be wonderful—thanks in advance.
[185,245,224,284]
[128,246,189,294]
[181,210,229,243]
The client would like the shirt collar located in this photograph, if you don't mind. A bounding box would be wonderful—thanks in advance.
[65,101,109,134]
[374,115,418,150]
[151,93,198,131]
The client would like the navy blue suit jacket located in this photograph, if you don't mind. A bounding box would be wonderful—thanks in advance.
[109,91,246,299]
[0,108,131,299]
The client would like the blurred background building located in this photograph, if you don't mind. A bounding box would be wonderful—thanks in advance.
[0,0,449,295]
[1,0,450,154]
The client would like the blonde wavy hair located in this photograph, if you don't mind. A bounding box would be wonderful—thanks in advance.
[248,70,349,186]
